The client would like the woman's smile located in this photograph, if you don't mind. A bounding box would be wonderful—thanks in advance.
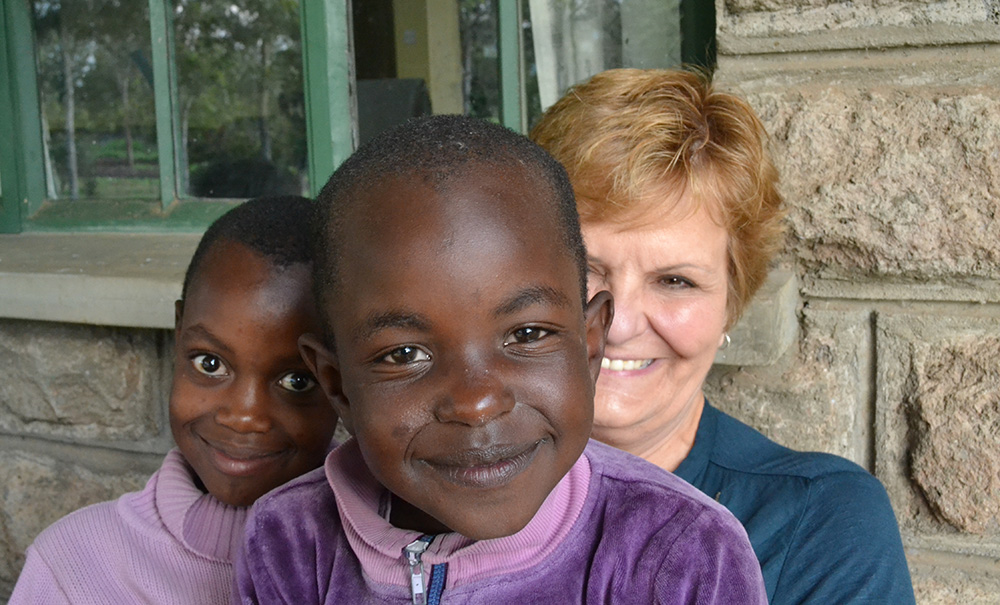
[601,357,655,372]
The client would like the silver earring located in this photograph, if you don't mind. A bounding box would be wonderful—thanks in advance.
[719,333,731,350]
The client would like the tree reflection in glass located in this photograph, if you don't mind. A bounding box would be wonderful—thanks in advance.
[32,0,159,201]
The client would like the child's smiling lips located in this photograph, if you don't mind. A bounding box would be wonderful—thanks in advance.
[199,435,288,477]
[420,440,544,490]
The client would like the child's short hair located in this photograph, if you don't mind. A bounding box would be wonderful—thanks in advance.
[313,115,588,315]
[181,195,315,301]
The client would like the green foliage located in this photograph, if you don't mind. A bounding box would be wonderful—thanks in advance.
[94,137,157,163]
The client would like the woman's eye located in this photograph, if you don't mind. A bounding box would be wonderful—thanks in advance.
[506,326,550,345]
[379,346,431,365]
[659,275,694,288]
[191,354,227,377]
[277,372,317,393]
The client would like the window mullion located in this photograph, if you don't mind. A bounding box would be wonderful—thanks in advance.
[1,0,47,232]
[300,0,357,198]
[498,0,523,133]
[149,0,180,210]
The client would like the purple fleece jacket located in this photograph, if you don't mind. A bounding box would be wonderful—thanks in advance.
[235,439,766,604]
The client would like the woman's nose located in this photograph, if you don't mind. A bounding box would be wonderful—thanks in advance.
[605,290,649,345]
[435,363,515,426]
[215,379,273,433]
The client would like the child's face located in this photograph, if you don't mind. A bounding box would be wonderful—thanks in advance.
[171,241,338,507]
[303,165,611,540]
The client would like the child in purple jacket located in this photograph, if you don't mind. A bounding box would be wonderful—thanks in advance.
[10,197,339,605]
[235,116,767,604]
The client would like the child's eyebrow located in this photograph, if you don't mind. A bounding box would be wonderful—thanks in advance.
[493,285,571,317]
[353,311,432,342]
[180,324,233,356]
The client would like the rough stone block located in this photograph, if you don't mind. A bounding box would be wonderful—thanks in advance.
[715,269,799,367]
[0,447,156,595]
[717,50,1000,285]
[0,319,167,442]
[706,305,870,464]
[908,549,1000,605]
[717,0,1000,53]
[876,310,1000,553]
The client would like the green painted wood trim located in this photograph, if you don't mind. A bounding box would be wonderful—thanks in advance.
[23,199,238,232]
[3,0,47,227]
[0,1,23,232]
[149,0,179,209]
[498,0,523,132]
[301,0,356,198]
[680,0,716,70]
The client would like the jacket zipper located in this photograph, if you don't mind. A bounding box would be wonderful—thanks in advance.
[403,535,447,605]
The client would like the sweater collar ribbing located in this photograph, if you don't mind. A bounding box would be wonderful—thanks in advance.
[325,438,591,590]
[155,449,250,563]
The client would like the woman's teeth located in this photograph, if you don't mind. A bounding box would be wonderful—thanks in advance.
[601,358,653,371]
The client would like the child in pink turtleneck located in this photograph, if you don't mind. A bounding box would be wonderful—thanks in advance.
[10,196,339,604]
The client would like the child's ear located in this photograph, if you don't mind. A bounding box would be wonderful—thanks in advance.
[299,333,353,434]
[173,300,184,343]
[583,290,614,384]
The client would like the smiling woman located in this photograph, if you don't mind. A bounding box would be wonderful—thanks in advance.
[531,68,917,605]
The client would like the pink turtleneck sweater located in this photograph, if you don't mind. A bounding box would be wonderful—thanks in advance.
[9,449,249,604]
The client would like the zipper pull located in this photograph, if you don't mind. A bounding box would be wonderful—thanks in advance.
[403,536,434,605]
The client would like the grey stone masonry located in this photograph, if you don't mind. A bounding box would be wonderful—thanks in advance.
[0,319,169,444]
[715,0,1000,600]
[0,318,175,598]
[0,441,164,597]
[718,0,1000,54]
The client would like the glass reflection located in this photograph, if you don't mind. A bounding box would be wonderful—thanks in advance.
[523,0,686,126]
[32,0,159,200]
[174,0,307,198]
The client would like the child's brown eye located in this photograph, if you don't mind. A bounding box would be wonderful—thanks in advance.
[191,354,227,377]
[507,326,549,345]
[278,372,317,393]
[380,345,431,365]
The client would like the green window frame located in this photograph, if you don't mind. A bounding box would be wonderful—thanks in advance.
[1,0,710,234]
[0,0,357,234]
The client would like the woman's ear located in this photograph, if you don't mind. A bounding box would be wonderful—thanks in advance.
[583,290,614,384]
[299,333,353,434]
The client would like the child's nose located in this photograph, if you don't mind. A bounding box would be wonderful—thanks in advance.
[215,379,273,433]
[435,365,515,426]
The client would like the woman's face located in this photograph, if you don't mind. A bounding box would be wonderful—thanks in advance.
[582,193,729,466]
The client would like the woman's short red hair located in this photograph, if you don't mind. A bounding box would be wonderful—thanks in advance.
[530,68,786,328]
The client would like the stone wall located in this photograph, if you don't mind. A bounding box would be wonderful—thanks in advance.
[0,319,171,598]
[708,0,1000,601]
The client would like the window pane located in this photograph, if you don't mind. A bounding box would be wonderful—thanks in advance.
[174,0,308,198]
[460,1,500,122]
[523,0,683,126]
[349,0,498,144]
[32,0,159,201]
